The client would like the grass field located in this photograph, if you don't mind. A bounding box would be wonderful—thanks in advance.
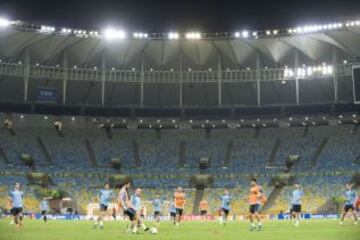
[0,219,359,240]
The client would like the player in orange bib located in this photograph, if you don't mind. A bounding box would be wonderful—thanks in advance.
[174,187,186,227]
[248,178,264,231]
[199,198,208,223]
[356,196,360,212]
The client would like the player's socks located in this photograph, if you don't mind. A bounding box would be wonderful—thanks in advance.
[339,221,343,225]
[132,225,138,234]
[141,223,149,231]
[250,223,256,231]
[100,222,103,229]
[258,222,262,231]
[295,220,299,227]
[354,221,358,225]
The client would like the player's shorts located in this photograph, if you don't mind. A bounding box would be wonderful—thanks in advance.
[10,207,23,216]
[176,208,183,216]
[41,210,47,215]
[100,204,108,212]
[200,210,207,216]
[249,204,260,214]
[124,208,136,221]
[170,212,176,218]
[292,204,302,213]
[221,208,229,216]
[344,205,354,212]
[154,211,161,217]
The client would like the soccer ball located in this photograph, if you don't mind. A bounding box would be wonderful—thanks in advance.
[150,227,158,234]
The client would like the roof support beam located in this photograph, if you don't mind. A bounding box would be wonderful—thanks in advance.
[295,49,300,105]
[101,52,106,106]
[256,52,261,107]
[333,47,338,103]
[140,52,144,107]
[218,52,222,107]
[179,51,183,108]
[24,50,30,102]
[63,50,68,105]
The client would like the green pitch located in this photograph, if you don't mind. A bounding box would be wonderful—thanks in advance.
[0,219,359,240]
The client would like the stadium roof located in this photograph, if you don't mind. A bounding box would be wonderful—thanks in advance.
[0,19,359,69]
[0,18,359,108]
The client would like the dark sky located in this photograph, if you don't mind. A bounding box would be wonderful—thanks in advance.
[0,0,360,32]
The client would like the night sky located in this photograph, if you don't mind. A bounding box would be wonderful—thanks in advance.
[0,0,359,32]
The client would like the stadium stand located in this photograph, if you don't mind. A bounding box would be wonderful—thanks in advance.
[0,115,359,215]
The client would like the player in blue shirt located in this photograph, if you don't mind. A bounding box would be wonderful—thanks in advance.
[40,197,51,222]
[94,183,114,229]
[169,199,177,224]
[290,184,304,227]
[131,188,149,232]
[9,183,24,228]
[219,188,231,225]
[117,180,138,233]
[340,184,358,225]
[152,193,163,225]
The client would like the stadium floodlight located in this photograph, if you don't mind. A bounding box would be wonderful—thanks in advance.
[252,31,258,36]
[265,30,271,35]
[273,30,278,35]
[0,18,10,27]
[61,28,72,34]
[103,28,126,40]
[89,31,98,36]
[186,32,201,39]
[343,60,348,64]
[242,31,249,38]
[41,25,55,33]
[234,32,240,38]
[133,32,148,39]
[307,67,313,76]
[20,115,24,119]
[168,32,179,39]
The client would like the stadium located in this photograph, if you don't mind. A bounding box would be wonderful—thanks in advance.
[0,4,360,240]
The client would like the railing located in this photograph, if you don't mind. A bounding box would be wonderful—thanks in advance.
[0,61,355,83]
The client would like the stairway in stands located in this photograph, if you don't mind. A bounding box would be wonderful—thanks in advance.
[192,188,205,215]
[36,137,53,165]
[223,140,233,167]
[0,145,9,164]
[311,137,328,167]
[85,139,98,167]
[133,140,141,167]
[267,138,281,166]
[179,141,186,167]
[260,186,283,213]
